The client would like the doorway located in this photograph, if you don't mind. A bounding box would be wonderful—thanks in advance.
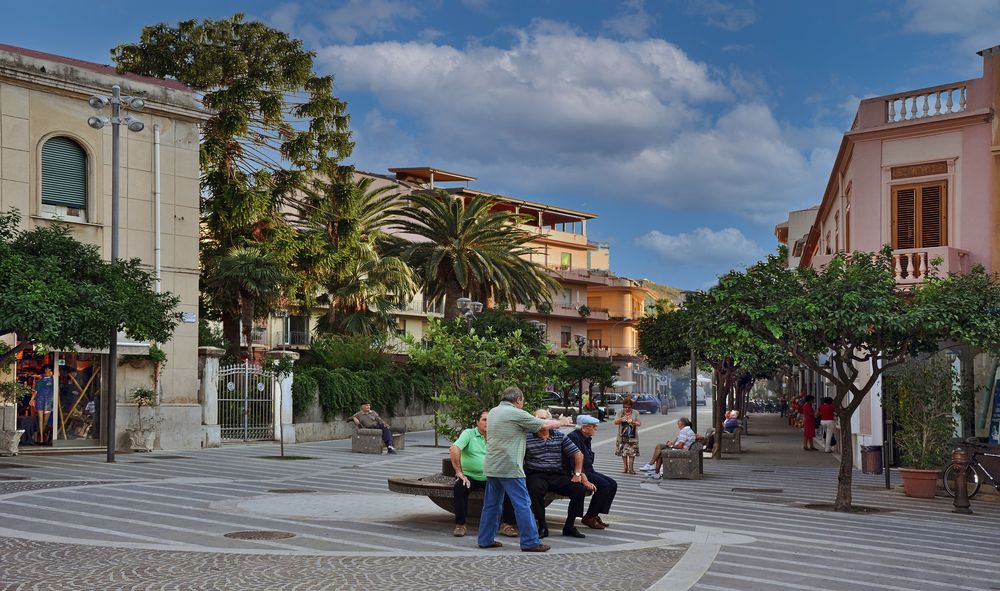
[15,350,105,447]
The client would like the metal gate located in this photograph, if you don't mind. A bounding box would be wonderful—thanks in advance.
[218,361,275,441]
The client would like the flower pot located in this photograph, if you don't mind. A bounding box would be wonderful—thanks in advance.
[0,430,25,456]
[898,467,940,498]
[126,428,157,452]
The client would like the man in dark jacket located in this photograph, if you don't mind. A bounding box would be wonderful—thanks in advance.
[567,414,617,530]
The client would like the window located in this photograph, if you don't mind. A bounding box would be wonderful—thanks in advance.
[560,252,572,268]
[396,318,406,336]
[892,182,947,249]
[560,326,571,348]
[562,288,572,306]
[41,137,88,220]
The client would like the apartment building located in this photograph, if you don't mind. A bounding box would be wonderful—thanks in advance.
[778,44,1000,458]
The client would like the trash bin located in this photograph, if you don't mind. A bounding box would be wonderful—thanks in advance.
[860,445,883,475]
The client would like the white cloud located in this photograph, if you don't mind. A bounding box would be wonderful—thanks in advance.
[901,0,1000,55]
[267,3,300,34]
[677,0,757,32]
[321,0,421,43]
[603,0,656,39]
[635,227,766,266]
[319,22,837,223]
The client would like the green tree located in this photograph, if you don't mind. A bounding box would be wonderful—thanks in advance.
[712,248,1000,511]
[394,192,558,319]
[0,210,180,369]
[294,176,415,336]
[407,318,565,441]
[209,246,291,357]
[114,14,354,355]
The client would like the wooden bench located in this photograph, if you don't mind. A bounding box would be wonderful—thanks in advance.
[661,442,704,480]
[351,427,405,454]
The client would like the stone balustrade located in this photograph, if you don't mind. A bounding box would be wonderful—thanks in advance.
[886,84,966,123]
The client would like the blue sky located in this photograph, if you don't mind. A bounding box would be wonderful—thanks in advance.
[4,0,999,289]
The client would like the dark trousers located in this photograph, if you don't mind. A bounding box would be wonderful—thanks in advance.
[453,478,487,524]
[583,470,617,517]
[453,478,516,525]
[377,425,393,448]
[526,471,585,529]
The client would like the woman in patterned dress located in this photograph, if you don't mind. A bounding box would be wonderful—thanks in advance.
[614,396,642,474]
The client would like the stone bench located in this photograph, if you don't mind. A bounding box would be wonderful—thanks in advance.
[721,430,742,454]
[351,428,405,454]
[387,459,585,515]
[661,442,704,480]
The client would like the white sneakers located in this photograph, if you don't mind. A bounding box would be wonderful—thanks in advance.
[640,463,656,472]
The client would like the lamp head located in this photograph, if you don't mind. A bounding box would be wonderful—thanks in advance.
[456,297,471,311]
[574,334,587,347]
[124,117,145,133]
[88,95,109,110]
[125,96,145,110]
[470,301,484,314]
[87,116,107,130]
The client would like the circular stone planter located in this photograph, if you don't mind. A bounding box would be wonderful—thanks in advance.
[387,459,583,515]
[899,467,940,499]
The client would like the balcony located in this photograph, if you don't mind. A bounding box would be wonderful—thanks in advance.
[517,303,608,320]
[852,78,987,131]
[282,331,311,347]
[810,247,971,286]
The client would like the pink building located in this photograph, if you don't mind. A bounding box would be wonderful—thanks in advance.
[778,44,1000,462]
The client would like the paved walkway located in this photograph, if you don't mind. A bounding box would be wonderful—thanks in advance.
[0,412,996,590]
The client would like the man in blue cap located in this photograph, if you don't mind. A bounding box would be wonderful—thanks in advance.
[567,414,617,530]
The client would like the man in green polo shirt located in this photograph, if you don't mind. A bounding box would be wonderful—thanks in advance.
[450,410,488,537]
[476,386,572,553]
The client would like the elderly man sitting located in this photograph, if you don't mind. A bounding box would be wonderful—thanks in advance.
[567,414,616,529]
[351,402,396,454]
[703,410,740,451]
[524,409,593,538]
[639,417,701,478]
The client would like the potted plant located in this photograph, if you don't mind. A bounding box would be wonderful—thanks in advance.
[126,386,161,452]
[885,354,958,498]
[0,380,29,456]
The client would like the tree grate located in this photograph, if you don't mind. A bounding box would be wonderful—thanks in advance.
[224,530,296,540]
[732,487,784,493]
[268,488,317,494]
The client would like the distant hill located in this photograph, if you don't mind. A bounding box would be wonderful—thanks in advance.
[637,279,684,306]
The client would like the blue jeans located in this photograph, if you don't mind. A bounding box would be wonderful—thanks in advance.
[477,477,540,550]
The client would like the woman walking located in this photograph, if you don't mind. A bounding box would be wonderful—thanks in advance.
[818,396,836,452]
[614,396,641,474]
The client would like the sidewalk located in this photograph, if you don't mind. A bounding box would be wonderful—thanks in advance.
[0,414,996,590]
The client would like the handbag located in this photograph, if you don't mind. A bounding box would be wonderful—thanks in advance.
[622,422,637,439]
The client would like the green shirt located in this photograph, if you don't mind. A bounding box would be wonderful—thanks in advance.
[453,427,488,481]
[485,401,546,478]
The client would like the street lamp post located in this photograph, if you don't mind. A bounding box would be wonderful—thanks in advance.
[574,334,587,414]
[87,85,145,463]
[456,297,483,332]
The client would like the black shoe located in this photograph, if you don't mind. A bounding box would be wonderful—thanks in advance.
[538,526,549,538]
[562,526,586,538]
[387,447,397,454]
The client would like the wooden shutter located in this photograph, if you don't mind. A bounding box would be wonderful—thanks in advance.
[892,187,916,249]
[918,183,946,247]
[41,137,88,209]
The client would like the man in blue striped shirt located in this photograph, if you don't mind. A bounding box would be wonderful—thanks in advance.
[524,409,592,538]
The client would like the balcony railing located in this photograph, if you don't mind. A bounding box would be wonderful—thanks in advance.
[810,247,970,286]
[283,331,311,346]
[885,83,966,124]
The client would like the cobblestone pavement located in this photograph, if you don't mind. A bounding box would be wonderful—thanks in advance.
[0,412,997,590]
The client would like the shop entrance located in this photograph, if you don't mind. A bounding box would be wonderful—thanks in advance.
[15,350,105,447]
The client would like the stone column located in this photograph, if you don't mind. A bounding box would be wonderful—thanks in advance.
[265,350,299,444]
[198,346,225,448]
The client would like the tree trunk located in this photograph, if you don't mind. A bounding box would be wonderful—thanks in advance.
[834,409,855,511]
[222,315,241,360]
[959,346,976,439]
[240,292,254,359]
[444,282,464,321]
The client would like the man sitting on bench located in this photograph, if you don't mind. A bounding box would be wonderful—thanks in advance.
[703,410,740,451]
[351,402,396,454]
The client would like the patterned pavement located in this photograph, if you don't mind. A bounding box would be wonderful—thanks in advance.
[0,412,997,590]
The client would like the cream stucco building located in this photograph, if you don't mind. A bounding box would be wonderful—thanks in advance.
[0,44,208,450]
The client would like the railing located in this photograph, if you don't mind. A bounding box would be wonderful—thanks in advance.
[891,247,969,285]
[810,247,970,286]
[885,83,966,124]
[283,331,310,346]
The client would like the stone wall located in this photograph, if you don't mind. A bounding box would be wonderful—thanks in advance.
[292,384,437,443]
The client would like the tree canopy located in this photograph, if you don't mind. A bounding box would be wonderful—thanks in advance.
[0,210,180,368]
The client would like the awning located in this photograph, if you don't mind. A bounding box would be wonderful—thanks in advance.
[612,380,636,388]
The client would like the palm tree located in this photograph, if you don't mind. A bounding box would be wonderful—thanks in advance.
[209,246,291,358]
[394,191,559,319]
[294,175,416,335]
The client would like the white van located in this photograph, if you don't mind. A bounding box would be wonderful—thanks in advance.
[696,386,707,406]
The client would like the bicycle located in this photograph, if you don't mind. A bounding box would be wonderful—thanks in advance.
[942,440,1000,499]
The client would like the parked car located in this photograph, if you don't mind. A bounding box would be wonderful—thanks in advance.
[632,394,662,414]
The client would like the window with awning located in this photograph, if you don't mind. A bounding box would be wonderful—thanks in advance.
[41,137,88,214]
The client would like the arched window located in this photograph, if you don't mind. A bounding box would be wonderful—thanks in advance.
[41,136,88,219]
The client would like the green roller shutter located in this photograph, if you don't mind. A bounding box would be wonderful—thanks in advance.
[41,137,88,210]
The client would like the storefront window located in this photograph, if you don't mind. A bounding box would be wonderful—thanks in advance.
[15,350,104,446]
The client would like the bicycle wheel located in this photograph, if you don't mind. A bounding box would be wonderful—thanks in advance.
[942,463,982,498]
